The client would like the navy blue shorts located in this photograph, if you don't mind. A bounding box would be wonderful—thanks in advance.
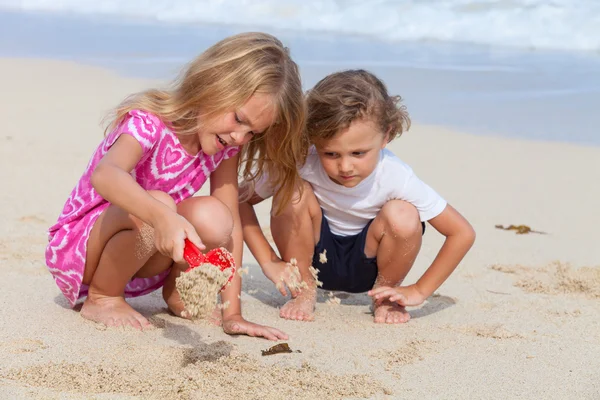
[312,213,425,293]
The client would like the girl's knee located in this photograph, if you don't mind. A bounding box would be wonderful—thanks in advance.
[178,196,233,247]
[148,190,177,211]
[128,190,176,229]
[379,200,421,237]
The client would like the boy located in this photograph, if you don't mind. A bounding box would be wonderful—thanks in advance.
[240,70,475,323]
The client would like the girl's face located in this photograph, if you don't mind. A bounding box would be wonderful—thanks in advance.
[315,118,387,188]
[198,93,275,156]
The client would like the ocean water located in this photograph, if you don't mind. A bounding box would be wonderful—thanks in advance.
[2,0,599,52]
[1,1,599,145]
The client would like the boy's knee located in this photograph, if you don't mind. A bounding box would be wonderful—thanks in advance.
[275,180,315,216]
[380,200,421,237]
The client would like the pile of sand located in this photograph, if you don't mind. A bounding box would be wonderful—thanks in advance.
[491,261,600,298]
[176,265,232,318]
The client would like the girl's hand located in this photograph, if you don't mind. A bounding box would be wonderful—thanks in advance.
[222,314,288,341]
[368,284,427,307]
[152,211,205,263]
[262,259,303,298]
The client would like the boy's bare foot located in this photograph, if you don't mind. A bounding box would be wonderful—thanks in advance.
[279,290,316,321]
[373,300,411,324]
[81,295,152,330]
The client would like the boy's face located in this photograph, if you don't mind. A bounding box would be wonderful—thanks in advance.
[315,119,387,188]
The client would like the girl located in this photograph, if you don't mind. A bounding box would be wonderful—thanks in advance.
[240,70,475,324]
[46,32,306,340]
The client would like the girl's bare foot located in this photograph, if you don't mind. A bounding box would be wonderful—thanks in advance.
[81,295,152,330]
[166,293,222,325]
[373,300,411,324]
[166,295,189,318]
[279,289,316,321]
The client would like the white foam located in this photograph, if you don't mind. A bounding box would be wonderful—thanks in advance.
[1,0,598,52]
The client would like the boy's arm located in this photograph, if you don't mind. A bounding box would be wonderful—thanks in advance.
[370,204,475,305]
[415,204,475,297]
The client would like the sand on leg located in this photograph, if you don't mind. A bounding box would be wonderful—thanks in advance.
[364,200,422,324]
[270,181,322,321]
[81,190,176,330]
[162,196,234,320]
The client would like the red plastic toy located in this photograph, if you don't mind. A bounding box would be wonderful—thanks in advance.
[182,239,236,291]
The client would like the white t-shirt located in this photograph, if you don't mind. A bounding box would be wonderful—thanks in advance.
[254,146,447,237]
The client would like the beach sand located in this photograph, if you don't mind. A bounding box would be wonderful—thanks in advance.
[0,58,599,399]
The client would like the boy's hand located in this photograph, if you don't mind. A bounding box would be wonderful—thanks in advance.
[222,314,288,341]
[368,284,427,307]
[262,259,303,298]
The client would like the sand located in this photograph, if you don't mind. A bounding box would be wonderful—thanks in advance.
[1,343,384,399]
[1,58,600,399]
[282,258,308,292]
[491,261,600,298]
[309,265,324,288]
[319,249,328,264]
[176,264,232,318]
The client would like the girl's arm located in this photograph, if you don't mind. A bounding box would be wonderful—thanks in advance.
[369,204,475,305]
[239,189,303,297]
[210,155,287,340]
[238,192,279,266]
[91,135,203,261]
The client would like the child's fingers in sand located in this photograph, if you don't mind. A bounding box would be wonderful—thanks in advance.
[223,318,288,341]
[275,264,304,298]
[275,281,289,297]
[249,326,288,341]
[368,286,396,298]
[369,287,409,305]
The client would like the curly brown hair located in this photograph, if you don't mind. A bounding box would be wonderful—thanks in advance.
[306,69,410,143]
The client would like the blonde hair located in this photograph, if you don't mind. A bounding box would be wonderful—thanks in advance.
[105,32,307,214]
[306,69,410,143]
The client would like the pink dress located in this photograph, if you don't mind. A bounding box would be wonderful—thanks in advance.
[45,110,239,307]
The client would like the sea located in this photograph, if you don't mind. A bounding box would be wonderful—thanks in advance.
[0,0,598,145]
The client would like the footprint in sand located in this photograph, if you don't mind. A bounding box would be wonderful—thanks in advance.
[0,338,48,354]
[450,324,524,340]
[547,309,582,318]
[373,340,437,370]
